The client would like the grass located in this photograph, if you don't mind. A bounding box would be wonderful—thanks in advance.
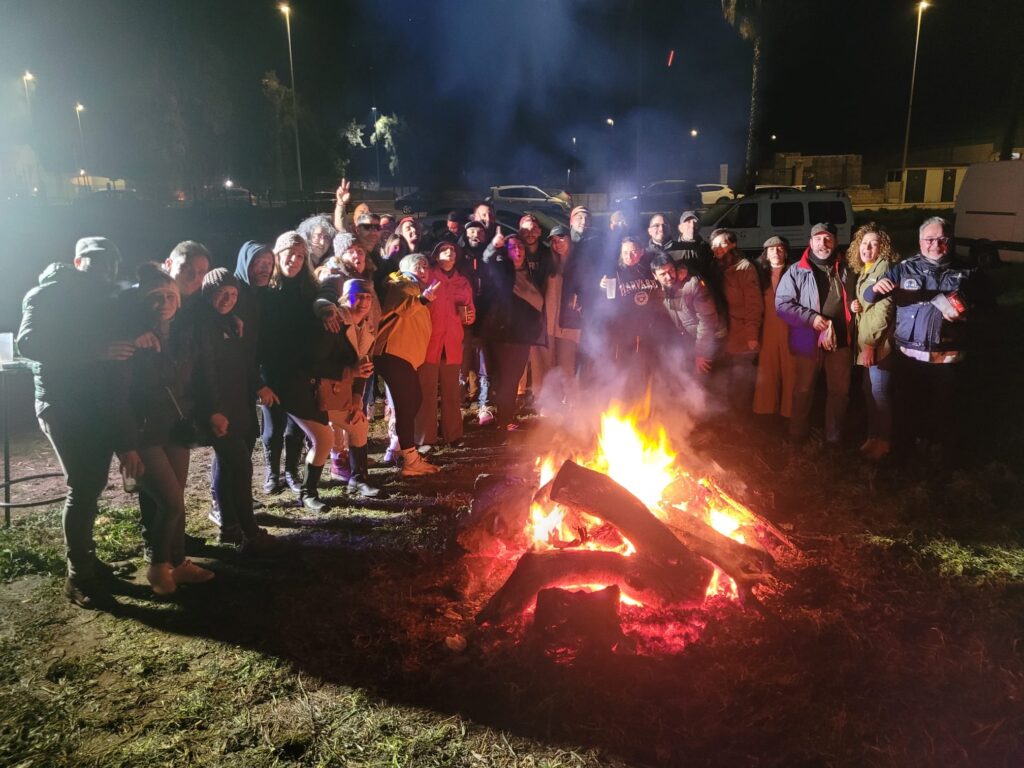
[2,264,1024,767]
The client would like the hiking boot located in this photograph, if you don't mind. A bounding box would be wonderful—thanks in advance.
[218,524,244,546]
[146,563,177,596]
[400,447,440,477]
[64,575,114,609]
[347,474,381,498]
[172,559,215,585]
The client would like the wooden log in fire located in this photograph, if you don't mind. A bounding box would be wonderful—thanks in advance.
[548,461,713,580]
[476,550,706,625]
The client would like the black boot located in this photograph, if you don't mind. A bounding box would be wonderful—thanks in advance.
[283,432,304,492]
[262,441,283,494]
[347,445,381,498]
[300,463,327,512]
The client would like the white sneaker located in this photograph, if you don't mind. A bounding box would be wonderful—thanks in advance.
[147,563,177,596]
[400,447,440,477]
[478,408,495,426]
[172,559,215,585]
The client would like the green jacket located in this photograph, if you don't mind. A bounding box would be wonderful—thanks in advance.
[853,258,895,366]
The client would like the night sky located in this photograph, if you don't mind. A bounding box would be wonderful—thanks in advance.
[2,0,1022,192]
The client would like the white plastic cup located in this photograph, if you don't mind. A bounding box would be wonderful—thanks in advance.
[0,333,13,363]
[605,278,617,299]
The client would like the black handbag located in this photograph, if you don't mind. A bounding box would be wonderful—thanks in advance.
[165,387,205,448]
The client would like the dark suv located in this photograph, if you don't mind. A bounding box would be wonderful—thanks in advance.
[613,179,701,220]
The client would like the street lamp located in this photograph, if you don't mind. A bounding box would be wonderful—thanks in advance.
[75,103,86,171]
[900,1,929,203]
[22,72,34,122]
[371,106,381,189]
[605,117,615,127]
[690,128,699,138]
[224,179,234,189]
[278,3,304,192]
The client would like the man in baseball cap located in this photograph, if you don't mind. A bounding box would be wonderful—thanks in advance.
[775,221,852,445]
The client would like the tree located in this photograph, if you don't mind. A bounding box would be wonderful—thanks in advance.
[721,0,764,193]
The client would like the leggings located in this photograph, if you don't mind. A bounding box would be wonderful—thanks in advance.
[373,353,422,449]
[289,414,333,467]
[137,443,190,565]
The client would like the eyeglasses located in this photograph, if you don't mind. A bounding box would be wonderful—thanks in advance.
[359,224,382,231]
[921,236,950,245]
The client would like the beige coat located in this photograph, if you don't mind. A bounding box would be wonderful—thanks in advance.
[753,266,796,417]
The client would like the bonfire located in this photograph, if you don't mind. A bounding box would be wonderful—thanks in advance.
[458,403,796,653]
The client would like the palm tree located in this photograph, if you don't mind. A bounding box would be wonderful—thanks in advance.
[721,0,764,192]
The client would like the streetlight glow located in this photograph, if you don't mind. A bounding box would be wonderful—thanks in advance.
[771,134,777,141]
[605,118,615,126]
[23,71,34,83]
[690,129,699,138]
[224,179,234,189]
[900,0,930,202]
[278,4,303,191]
[75,103,84,113]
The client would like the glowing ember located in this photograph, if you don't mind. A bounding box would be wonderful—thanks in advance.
[704,508,745,600]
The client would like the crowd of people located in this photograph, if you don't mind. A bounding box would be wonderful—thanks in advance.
[16,180,992,608]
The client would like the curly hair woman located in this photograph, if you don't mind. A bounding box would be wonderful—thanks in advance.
[847,223,901,460]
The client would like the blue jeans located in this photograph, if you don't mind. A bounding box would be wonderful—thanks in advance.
[863,364,892,441]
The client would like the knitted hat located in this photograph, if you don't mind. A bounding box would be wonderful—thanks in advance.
[201,267,239,295]
[464,220,486,232]
[274,230,306,254]
[75,236,121,262]
[333,232,357,254]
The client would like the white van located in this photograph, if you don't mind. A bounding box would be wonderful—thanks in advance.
[953,160,1024,265]
[698,189,854,257]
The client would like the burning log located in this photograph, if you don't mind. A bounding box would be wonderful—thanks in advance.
[548,461,713,582]
[665,515,774,598]
[476,550,706,625]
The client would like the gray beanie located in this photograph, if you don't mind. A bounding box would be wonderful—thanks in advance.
[333,232,357,254]
[274,230,306,254]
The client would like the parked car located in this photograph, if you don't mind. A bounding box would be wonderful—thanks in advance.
[395,189,477,215]
[418,206,567,240]
[489,185,570,215]
[953,160,1024,265]
[612,179,701,220]
[697,183,737,206]
[698,189,854,257]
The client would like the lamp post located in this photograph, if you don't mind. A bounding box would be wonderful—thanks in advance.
[75,103,86,173]
[900,1,929,203]
[371,106,381,189]
[22,72,34,123]
[279,4,304,192]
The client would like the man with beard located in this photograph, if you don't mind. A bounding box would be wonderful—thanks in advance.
[650,252,719,375]
[776,222,852,444]
[459,220,494,423]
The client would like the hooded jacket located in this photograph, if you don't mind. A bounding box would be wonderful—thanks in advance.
[424,242,475,365]
[17,263,124,417]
